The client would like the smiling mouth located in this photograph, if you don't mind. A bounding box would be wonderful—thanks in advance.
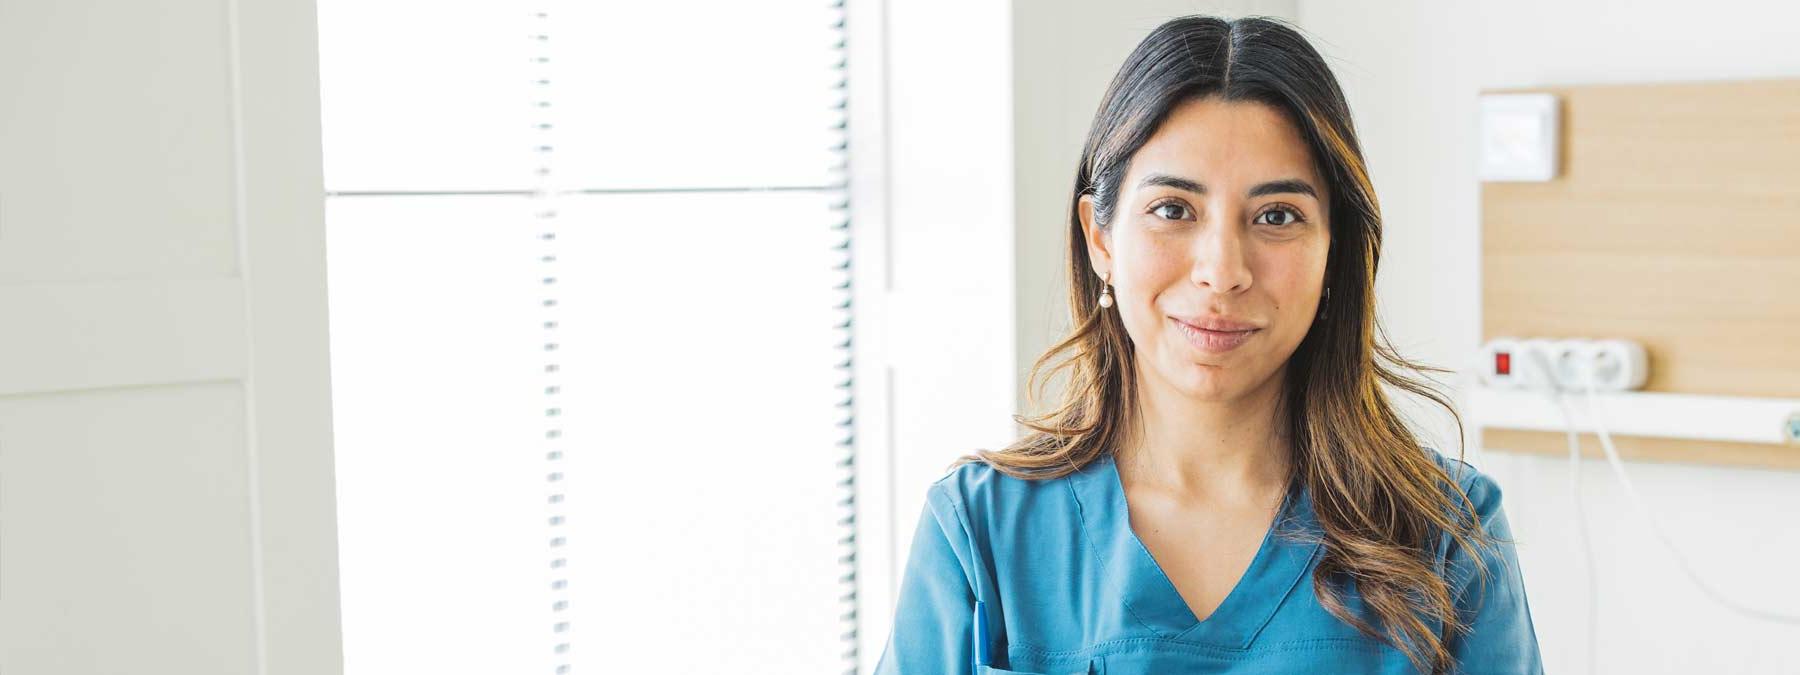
[1171,317,1259,353]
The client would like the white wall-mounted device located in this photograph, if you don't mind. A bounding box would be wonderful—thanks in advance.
[1479,92,1560,182]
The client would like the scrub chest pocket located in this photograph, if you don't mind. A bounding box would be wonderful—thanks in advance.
[978,660,1101,675]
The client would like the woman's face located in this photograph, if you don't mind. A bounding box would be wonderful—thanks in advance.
[1081,96,1331,403]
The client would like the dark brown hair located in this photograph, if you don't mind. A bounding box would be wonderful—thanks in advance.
[954,15,1497,674]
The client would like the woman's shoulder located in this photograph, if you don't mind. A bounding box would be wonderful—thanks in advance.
[1419,446,1528,618]
[1420,445,1505,518]
[924,455,1084,528]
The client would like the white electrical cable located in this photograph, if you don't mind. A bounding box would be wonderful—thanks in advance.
[1522,350,1600,674]
[1575,362,1800,626]
[1554,395,1600,674]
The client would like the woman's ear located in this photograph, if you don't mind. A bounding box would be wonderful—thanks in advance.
[1079,194,1112,276]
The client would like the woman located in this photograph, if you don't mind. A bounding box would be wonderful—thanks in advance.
[873,15,1541,675]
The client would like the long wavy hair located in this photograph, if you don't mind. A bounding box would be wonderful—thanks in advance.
[953,15,1497,674]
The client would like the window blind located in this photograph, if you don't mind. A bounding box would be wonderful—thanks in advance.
[320,2,859,672]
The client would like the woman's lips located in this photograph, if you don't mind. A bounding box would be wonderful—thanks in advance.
[1172,317,1259,353]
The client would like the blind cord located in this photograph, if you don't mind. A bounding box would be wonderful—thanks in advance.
[530,9,571,674]
[827,1,861,672]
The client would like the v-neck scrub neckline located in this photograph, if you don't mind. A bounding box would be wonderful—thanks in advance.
[872,446,1545,674]
[1067,453,1322,648]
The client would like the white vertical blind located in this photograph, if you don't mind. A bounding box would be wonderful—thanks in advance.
[317,2,538,191]
[325,195,552,674]
[320,1,859,673]
[550,2,846,189]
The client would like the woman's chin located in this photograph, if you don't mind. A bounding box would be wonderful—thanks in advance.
[1165,368,1239,402]
[1155,354,1276,402]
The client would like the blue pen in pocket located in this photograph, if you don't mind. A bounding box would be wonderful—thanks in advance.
[973,599,990,668]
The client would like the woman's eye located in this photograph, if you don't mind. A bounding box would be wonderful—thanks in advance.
[1254,206,1303,226]
[1151,202,1191,220]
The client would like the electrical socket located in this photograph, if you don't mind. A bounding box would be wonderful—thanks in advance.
[1478,337,1648,392]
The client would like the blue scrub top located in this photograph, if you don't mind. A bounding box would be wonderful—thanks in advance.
[873,447,1542,674]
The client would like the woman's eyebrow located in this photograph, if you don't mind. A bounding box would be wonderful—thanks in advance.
[1138,173,1319,199]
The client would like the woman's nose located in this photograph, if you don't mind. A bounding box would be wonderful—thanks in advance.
[1190,221,1253,293]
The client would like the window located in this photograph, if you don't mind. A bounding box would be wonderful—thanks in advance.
[319,2,859,671]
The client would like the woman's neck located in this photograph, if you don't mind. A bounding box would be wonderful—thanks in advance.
[1117,365,1292,506]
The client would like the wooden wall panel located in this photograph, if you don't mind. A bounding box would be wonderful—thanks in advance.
[1480,79,1800,469]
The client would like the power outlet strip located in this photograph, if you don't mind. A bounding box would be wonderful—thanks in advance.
[1473,338,1800,446]
[1477,336,1649,392]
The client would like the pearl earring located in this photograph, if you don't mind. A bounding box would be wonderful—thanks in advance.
[1098,271,1114,309]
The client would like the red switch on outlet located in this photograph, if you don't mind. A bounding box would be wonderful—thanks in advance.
[1495,352,1511,376]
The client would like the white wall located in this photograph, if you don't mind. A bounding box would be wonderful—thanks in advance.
[0,1,343,674]
[859,0,1020,668]
[1296,1,1800,672]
